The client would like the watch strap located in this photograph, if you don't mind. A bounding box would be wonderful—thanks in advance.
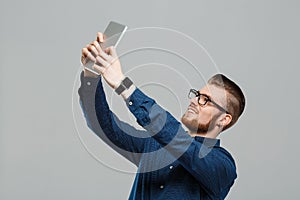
[115,77,133,95]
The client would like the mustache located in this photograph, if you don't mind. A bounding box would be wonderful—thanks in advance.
[187,104,198,114]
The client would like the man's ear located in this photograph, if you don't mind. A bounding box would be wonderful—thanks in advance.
[218,113,232,128]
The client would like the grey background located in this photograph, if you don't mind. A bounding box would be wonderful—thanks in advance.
[1,0,299,199]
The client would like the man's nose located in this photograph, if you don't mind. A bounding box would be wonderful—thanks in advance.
[190,96,199,106]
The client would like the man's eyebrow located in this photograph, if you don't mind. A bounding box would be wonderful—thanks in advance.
[198,91,212,99]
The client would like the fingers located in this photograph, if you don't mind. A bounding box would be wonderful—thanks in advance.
[93,54,110,75]
[81,47,113,69]
[81,32,112,74]
[82,47,96,63]
[95,55,110,68]
[97,32,104,43]
[87,44,98,58]
[81,54,87,65]
[81,40,103,64]
[93,52,114,74]
[92,40,102,53]
[105,46,117,58]
[99,50,112,61]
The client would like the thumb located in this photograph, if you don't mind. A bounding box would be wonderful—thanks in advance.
[97,32,104,43]
[106,46,117,58]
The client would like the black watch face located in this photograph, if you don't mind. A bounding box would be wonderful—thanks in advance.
[123,77,133,88]
[115,77,133,95]
[115,84,126,95]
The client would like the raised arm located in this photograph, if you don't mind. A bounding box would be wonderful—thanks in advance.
[78,33,153,166]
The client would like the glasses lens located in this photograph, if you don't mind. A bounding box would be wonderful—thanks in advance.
[188,90,197,99]
[198,94,209,105]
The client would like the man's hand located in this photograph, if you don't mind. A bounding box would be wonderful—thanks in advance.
[81,33,103,78]
[81,32,125,89]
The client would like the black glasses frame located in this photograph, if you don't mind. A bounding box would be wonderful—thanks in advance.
[188,89,230,114]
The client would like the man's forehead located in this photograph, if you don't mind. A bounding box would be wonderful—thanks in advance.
[199,84,227,101]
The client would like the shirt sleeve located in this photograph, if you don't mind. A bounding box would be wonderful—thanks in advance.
[78,71,152,166]
[125,88,237,197]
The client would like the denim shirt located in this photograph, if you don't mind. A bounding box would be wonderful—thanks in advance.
[78,72,237,200]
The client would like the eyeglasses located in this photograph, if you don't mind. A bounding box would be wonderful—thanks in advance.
[188,89,230,114]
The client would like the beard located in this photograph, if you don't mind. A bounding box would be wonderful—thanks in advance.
[181,112,219,134]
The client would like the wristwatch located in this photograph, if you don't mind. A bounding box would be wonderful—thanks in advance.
[115,77,133,95]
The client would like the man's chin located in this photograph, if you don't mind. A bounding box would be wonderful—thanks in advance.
[181,115,210,134]
[181,113,194,123]
[181,116,198,132]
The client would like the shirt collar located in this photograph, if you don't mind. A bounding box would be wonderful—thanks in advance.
[194,136,220,148]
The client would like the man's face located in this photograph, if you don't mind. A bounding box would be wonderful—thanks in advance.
[181,84,227,134]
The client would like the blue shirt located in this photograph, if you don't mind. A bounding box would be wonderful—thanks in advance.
[78,72,237,200]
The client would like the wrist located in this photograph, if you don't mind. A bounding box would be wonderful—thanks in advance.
[121,85,136,100]
[114,75,126,89]
[83,69,99,78]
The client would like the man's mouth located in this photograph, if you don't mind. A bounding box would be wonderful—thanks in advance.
[187,106,198,114]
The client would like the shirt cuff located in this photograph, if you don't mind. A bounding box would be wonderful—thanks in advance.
[79,71,101,94]
[125,88,155,127]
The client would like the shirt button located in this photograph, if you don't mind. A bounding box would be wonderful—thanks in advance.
[169,165,173,170]
[128,101,133,106]
[160,185,164,189]
[87,81,91,86]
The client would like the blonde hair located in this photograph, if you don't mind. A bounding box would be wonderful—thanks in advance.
[208,74,245,131]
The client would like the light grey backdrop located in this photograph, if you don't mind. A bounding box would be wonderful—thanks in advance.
[1,0,299,199]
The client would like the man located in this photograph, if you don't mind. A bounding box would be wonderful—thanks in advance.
[78,32,245,200]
